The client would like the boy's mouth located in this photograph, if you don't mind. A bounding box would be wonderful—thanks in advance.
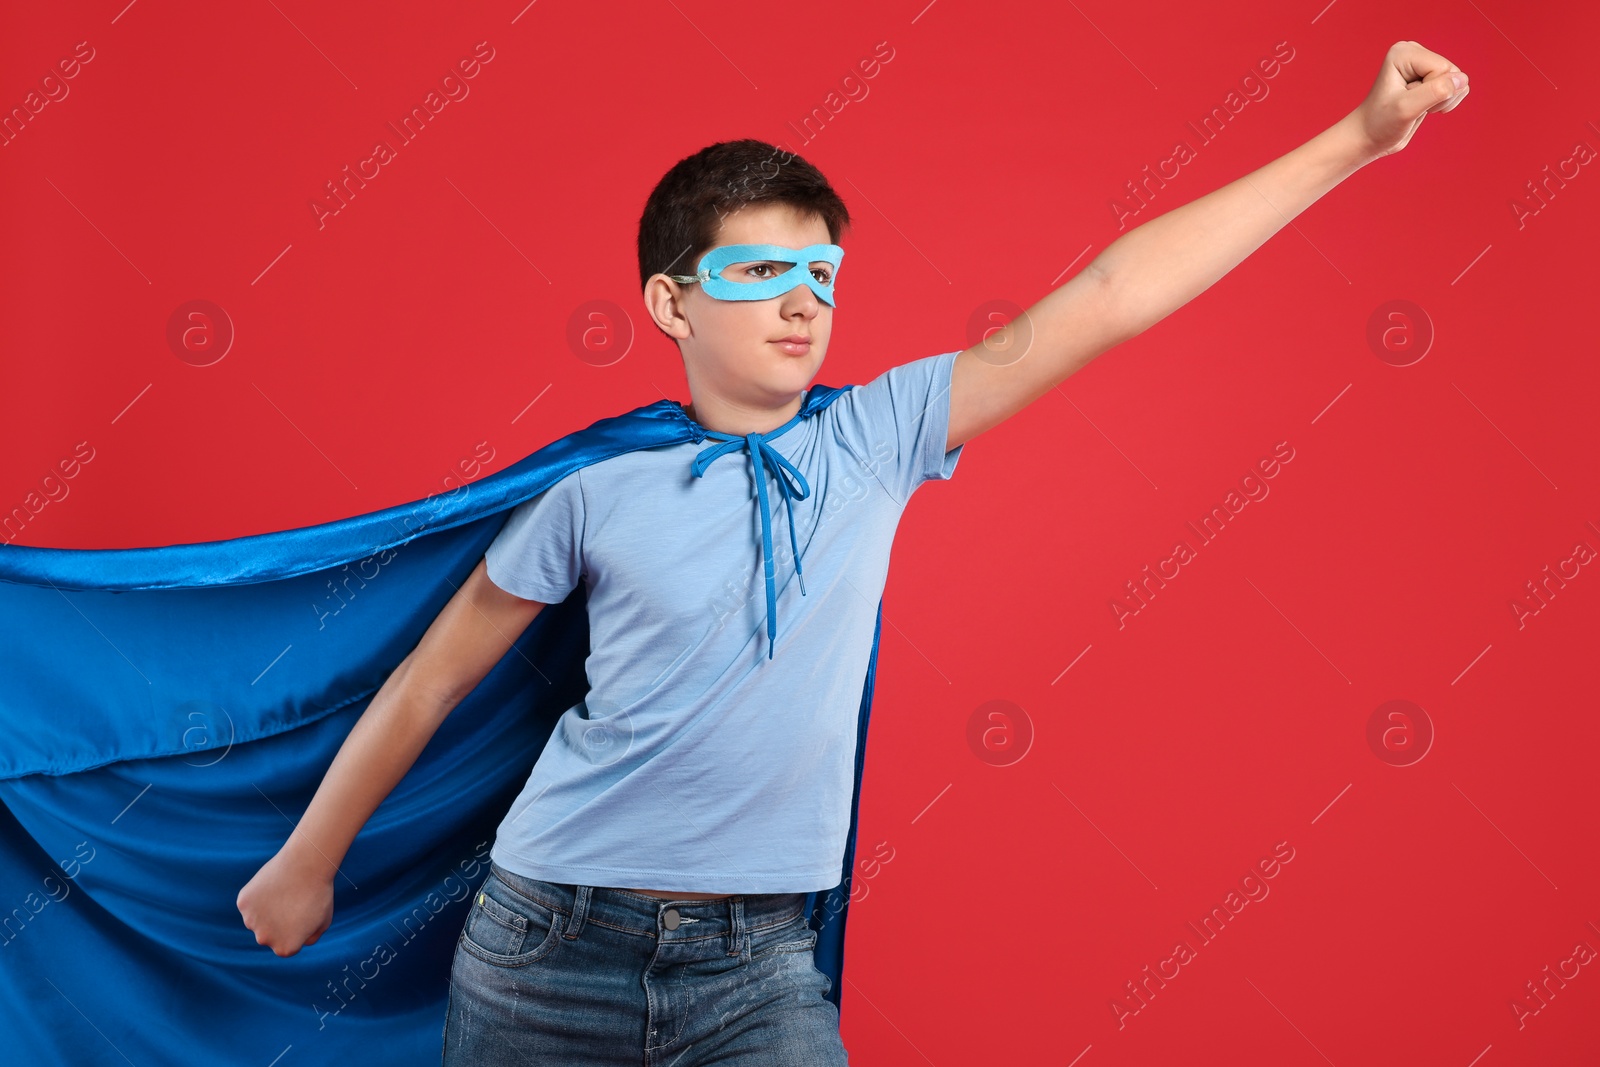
[771,335,811,356]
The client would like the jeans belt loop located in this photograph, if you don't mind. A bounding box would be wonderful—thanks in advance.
[726,896,745,958]
[564,884,592,941]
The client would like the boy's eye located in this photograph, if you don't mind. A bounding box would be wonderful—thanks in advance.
[741,262,834,285]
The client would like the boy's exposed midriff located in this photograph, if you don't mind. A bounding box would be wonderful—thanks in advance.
[624,888,731,900]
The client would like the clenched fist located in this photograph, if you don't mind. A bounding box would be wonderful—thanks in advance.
[1348,40,1471,161]
[237,849,336,958]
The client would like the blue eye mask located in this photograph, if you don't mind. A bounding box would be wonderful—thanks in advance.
[669,243,844,306]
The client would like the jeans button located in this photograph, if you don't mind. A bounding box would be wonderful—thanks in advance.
[663,907,680,930]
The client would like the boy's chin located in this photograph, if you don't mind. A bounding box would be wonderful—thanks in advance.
[777,363,822,395]
[773,346,824,376]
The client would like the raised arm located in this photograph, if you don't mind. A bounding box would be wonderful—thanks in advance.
[946,40,1470,451]
[237,557,547,957]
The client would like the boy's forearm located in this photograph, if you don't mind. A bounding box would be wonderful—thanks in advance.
[1089,112,1374,341]
[278,656,457,883]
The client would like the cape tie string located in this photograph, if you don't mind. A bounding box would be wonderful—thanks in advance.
[689,410,810,659]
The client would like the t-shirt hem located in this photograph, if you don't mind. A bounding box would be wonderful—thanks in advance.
[483,556,574,605]
[490,849,843,894]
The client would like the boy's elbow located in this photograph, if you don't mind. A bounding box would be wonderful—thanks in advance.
[392,653,468,722]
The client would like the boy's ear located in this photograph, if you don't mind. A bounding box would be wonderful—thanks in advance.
[643,274,693,341]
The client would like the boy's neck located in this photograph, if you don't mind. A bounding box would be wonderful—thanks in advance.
[683,393,806,438]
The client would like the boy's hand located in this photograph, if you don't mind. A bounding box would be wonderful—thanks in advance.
[237,849,335,958]
[1345,40,1470,162]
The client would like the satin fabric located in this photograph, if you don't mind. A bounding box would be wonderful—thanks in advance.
[0,385,882,1064]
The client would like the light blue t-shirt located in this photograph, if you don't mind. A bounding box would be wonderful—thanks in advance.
[482,348,965,893]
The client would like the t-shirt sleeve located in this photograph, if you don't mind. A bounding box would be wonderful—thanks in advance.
[831,348,965,506]
[483,468,586,604]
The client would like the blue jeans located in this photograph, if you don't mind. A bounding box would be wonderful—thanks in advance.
[442,861,849,1065]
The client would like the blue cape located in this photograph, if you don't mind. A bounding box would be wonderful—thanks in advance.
[0,383,881,1063]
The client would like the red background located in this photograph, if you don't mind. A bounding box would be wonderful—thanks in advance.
[5,0,1599,1063]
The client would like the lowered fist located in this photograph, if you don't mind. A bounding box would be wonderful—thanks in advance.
[237,849,335,958]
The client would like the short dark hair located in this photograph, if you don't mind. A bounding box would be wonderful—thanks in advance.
[636,139,853,294]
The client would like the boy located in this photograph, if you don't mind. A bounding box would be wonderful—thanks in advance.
[238,40,1467,1064]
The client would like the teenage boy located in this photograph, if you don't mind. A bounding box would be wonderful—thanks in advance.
[239,41,1468,1065]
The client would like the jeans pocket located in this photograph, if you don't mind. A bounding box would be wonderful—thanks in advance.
[460,875,563,967]
[748,909,817,961]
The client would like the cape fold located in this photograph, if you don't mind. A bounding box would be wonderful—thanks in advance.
[0,386,878,1062]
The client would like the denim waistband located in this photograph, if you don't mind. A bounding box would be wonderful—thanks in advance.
[487,860,813,944]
